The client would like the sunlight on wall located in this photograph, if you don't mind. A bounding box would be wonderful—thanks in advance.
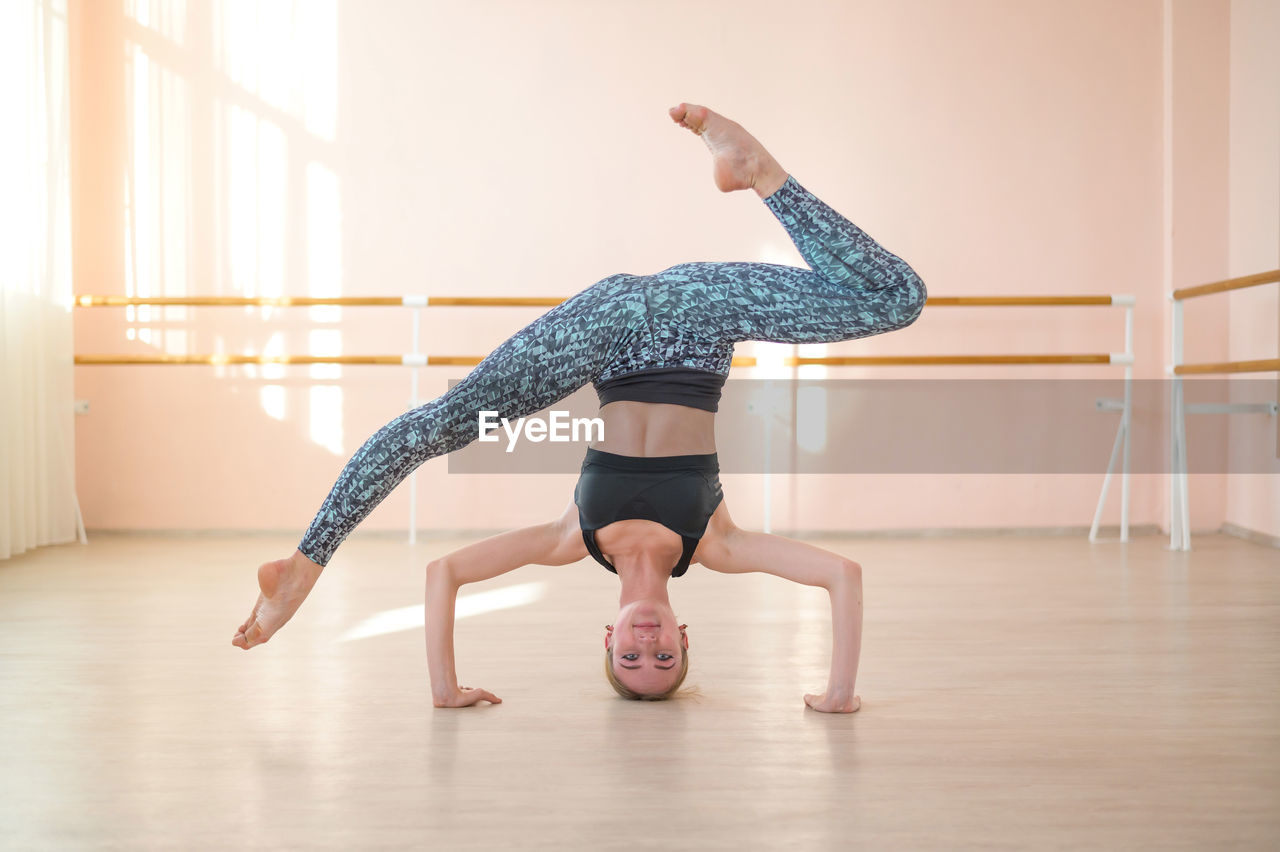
[1,0,72,309]
[226,102,285,300]
[260,385,286,421]
[337,583,548,642]
[753,341,791,379]
[260,332,284,379]
[298,1,337,141]
[126,0,186,45]
[309,330,343,454]
[121,0,342,446]
[306,160,344,453]
[758,240,799,267]
[797,344,828,379]
[217,0,337,142]
[216,1,342,447]
[124,2,192,353]
[259,332,286,420]
[307,162,342,322]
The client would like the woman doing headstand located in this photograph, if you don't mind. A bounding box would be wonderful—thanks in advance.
[232,103,926,713]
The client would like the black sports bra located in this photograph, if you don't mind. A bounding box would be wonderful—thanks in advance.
[594,367,726,412]
[573,449,723,577]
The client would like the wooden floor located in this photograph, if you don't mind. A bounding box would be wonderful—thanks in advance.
[1,532,1277,850]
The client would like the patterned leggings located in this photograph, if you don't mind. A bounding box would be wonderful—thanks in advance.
[298,176,926,565]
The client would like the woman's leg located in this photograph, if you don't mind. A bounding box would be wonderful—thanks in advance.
[299,277,646,568]
[233,276,643,648]
[660,104,926,344]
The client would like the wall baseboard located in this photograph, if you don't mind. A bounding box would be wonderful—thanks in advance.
[86,525,1167,542]
[769,525,1165,540]
[1219,523,1280,550]
[78,525,1279,549]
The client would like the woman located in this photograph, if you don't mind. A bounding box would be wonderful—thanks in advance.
[232,103,926,713]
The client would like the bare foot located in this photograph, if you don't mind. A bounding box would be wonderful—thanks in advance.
[668,102,789,198]
[231,550,324,649]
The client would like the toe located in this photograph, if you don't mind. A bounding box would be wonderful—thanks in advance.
[682,103,708,132]
[237,595,264,636]
[669,102,707,133]
[242,621,267,648]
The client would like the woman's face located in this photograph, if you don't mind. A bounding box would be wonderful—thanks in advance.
[606,599,689,696]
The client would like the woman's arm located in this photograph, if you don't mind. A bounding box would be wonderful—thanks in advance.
[695,504,863,713]
[426,502,586,707]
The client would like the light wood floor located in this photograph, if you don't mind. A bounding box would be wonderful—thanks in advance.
[1,532,1277,850]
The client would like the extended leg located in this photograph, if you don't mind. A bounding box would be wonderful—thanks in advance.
[299,278,644,567]
[233,275,643,649]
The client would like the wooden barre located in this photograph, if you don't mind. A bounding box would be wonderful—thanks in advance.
[426,297,565,307]
[73,295,566,308]
[922,296,1117,306]
[72,354,1127,368]
[76,354,405,365]
[1172,269,1280,301]
[785,354,1116,366]
[1173,358,1280,376]
[71,354,763,367]
[72,295,1127,308]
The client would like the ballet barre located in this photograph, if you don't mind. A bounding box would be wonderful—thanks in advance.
[754,296,1137,541]
[1167,268,1280,551]
[71,354,761,367]
[784,354,1125,366]
[74,294,1134,309]
[75,295,566,308]
[72,354,1136,367]
[74,291,1137,543]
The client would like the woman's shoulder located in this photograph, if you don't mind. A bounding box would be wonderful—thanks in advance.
[692,499,737,565]
[550,501,590,563]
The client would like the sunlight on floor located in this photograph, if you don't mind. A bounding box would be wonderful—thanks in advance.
[337,581,548,642]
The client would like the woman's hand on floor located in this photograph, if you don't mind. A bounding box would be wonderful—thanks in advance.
[804,692,861,714]
[433,685,503,708]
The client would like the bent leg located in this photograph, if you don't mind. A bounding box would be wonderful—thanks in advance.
[664,103,925,343]
[763,176,922,297]
[653,177,926,345]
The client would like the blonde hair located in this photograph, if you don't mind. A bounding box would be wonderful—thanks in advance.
[604,645,690,701]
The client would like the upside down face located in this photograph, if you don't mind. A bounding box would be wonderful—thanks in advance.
[605,599,689,698]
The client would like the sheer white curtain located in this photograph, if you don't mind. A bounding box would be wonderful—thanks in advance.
[0,0,79,560]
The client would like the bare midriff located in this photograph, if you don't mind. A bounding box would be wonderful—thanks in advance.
[588,401,716,560]
[590,400,717,457]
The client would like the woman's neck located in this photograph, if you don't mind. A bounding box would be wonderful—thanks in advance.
[612,551,673,607]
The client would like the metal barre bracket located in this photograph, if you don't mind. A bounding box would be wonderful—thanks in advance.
[1185,401,1278,416]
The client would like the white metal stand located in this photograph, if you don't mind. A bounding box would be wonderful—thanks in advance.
[1090,298,1135,543]
[404,296,427,546]
[1168,298,1191,550]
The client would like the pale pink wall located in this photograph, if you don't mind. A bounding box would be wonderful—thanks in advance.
[67,0,1254,538]
[1225,0,1280,540]
[1168,0,1231,533]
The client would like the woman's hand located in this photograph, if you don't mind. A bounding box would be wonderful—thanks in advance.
[433,685,503,708]
[804,692,861,714]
